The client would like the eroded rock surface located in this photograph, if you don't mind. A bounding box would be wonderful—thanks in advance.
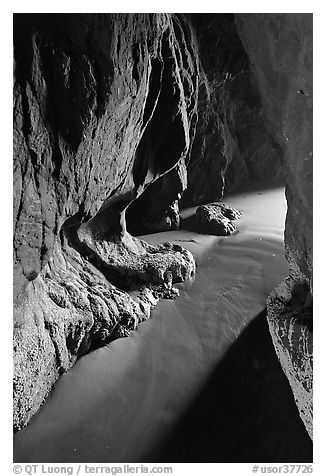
[184,202,241,236]
[13,12,312,439]
[180,14,283,207]
[267,279,313,439]
[236,13,313,437]
[13,13,199,431]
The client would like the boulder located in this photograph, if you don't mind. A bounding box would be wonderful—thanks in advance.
[194,202,241,236]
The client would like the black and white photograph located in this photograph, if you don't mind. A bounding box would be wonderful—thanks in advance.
[8,2,319,473]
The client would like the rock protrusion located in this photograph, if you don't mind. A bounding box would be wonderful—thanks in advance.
[75,221,196,296]
[13,223,196,433]
[267,278,313,440]
[13,12,199,432]
[194,202,242,236]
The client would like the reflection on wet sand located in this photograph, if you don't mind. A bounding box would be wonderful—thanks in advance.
[14,184,311,463]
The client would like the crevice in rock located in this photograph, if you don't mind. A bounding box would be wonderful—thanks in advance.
[142,57,163,128]
[20,86,32,144]
[51,138,64,181]
[127,17,199,234]
[132,43,141,85]
[13,13,312,443]
[181,13,284,207]
[131,32,187,194]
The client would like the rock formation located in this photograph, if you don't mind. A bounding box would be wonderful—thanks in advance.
[182,202,241,236]
[235,13,313,438]
[195,202,241,235]
[13,13,198,431]
[13,12,312,440]
[180,14,283,207]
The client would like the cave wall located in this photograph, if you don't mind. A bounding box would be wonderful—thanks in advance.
[235,13,313,438]
[14,13,199,299]
[13,12,310,437]
[13,12,199,431]
[180,14,283,207]
[127,14,285,229]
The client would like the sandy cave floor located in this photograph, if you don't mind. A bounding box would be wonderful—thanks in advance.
[13,182,313,463]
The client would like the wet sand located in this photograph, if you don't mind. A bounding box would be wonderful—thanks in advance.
[13,183,312,462]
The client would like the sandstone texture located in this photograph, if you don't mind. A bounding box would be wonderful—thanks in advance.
[13,12,312,439]
[180,14,283,207]
[128,14,285,219]
[267,279,313,439]
[236,14,313,437]
[194,203,241,236]
[13,13,198,431]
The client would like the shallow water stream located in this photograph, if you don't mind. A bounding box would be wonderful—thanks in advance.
[13,183,313,462]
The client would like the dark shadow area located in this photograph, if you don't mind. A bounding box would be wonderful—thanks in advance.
[179,214,199,232]
[146,309,312,462]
